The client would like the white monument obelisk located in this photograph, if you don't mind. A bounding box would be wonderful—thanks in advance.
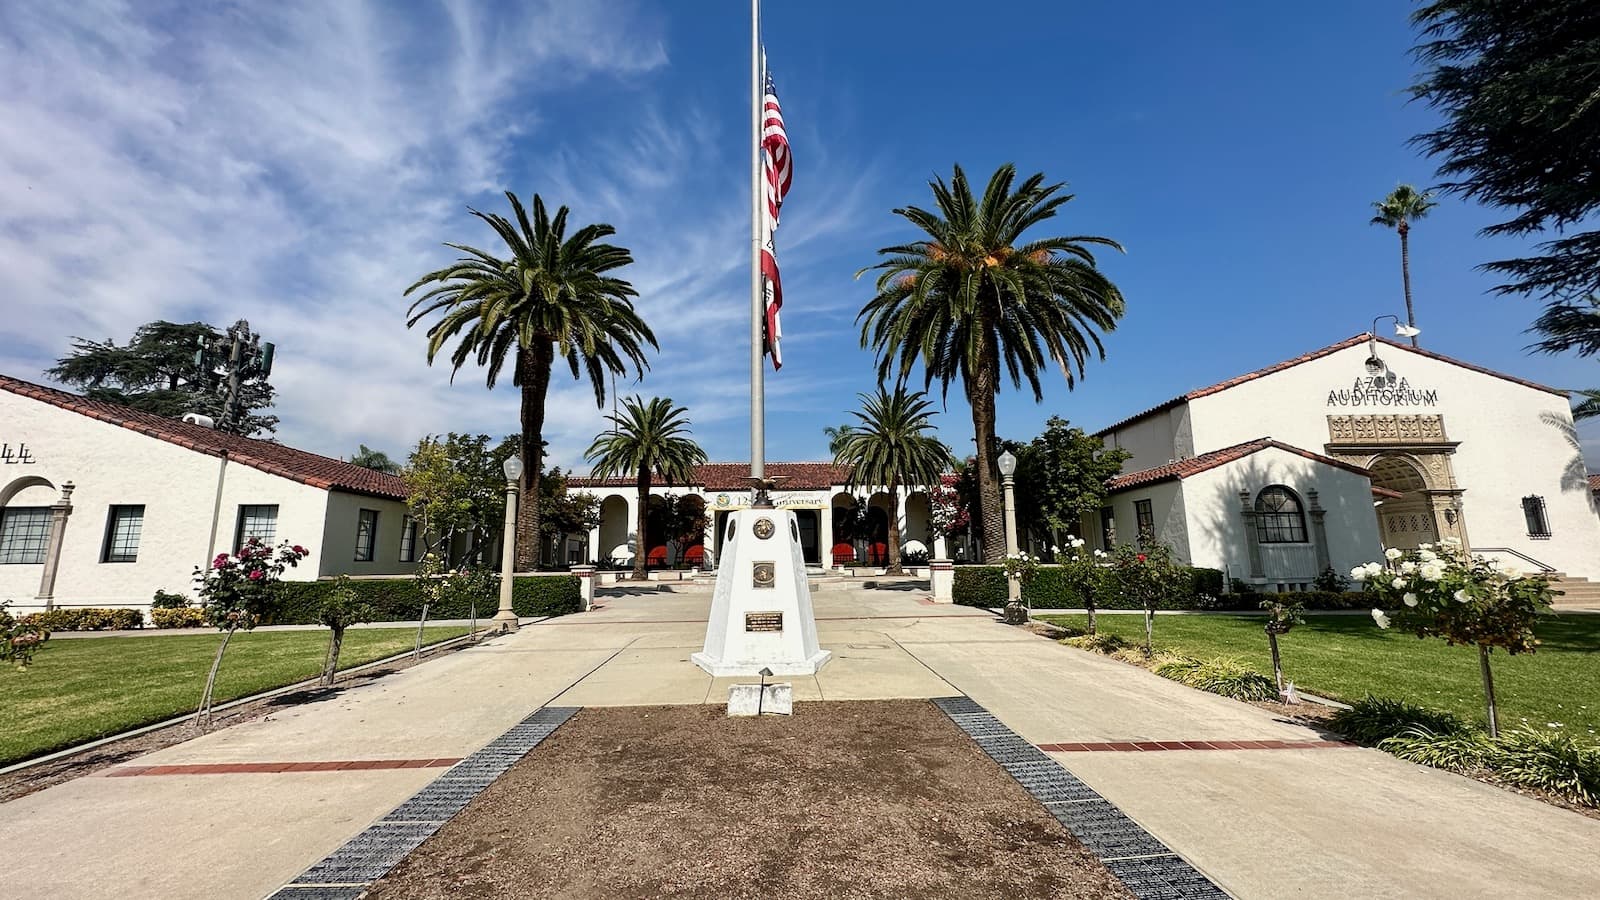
[691,0,829,677]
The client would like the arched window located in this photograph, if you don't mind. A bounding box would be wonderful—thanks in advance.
[1255,486,1307,544]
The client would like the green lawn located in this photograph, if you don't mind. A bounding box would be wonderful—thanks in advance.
[0,626,469,766]
[1039,613,1600,736]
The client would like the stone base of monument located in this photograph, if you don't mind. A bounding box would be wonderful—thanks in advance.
[691,507,831,677]
[726,682,793,716]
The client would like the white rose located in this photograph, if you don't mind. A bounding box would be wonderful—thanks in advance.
[1419,543,1434,551]
[1371,609,1391,629]
[1350,566,1369,582]
[1420,563,1444,582]
[1453,589,1470,603]
[1391,578,1405,590]
[1403,592,1418,607]
[1093,549,1106,558]
[1418,549,1437,563]
[1365,562,1386,578]
[1051,544,1061,553]
[1385,548,1403,561]
[1399,561,1417,575]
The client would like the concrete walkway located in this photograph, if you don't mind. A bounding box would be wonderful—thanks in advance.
[1,587,1596,899]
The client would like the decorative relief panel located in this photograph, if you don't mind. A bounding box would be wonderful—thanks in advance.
[1327,414,1447,444]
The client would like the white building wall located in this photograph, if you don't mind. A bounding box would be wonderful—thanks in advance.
[320,492,418,577]
[1185,342,1600,578]
[1100,480,1190,563]
[1103,406,1189,471]
[1180,448,1383,583]
[0,391,333,610]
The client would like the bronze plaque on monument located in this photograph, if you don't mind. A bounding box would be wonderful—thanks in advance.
[745,611,784,632]
[752,561,776,588]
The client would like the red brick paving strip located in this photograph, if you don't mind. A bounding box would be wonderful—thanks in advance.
[1036,741,1354,752]
[104,758,461,776]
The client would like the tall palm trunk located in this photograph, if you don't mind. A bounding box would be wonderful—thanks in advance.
[1399,221,1418,348]
[515,344,553,570]
[634,467,650,581]
[886,475,903,575]
[966,364,1006,563]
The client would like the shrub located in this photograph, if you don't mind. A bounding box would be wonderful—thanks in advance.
[1330,695,1471,745]
[952,566,1008,608]
[902,549,930,566]
[1487,728,1600,807]
[1153,656,1277,701]
[1062,632,1127,654]
[151,607,207,629]
[2,601,50,670]
[20,608,144,631]
[270,575,581,623]
[1379,727,1492,773]
[151,590,192,609]
[954,562,1222,611]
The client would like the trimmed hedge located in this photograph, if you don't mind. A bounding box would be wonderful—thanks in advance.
[951,564,1369,611]
[268,575,581,625]
[20,608,144,631]
[151,607,208,629]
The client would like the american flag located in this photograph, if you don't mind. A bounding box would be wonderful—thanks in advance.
[760,62,791,370]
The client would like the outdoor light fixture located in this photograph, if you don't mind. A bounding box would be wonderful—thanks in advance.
[997,450,1017,477]
[1365,315,1421,380]
[494,453,525,633]
[502,456,524,481]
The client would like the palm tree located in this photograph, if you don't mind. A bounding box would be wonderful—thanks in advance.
[1371,185,1437,347]
[585,396,707,580]
[858,163,1126,563]
[406,192,655,570]
[348,445,401,474]
[831,386,951,575]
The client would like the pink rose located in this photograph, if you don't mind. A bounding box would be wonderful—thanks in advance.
[248,569,264,581]
[292,545,307,555]
[214,554,230,567]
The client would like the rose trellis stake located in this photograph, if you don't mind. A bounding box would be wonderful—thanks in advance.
[1353,538,1554,737]
[192,538,309,725]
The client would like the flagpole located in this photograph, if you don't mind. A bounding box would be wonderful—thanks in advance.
[749,0,765,484]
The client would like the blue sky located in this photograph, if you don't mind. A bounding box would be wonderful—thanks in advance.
[3,0,1595,469]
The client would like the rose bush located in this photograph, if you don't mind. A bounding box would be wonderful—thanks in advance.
[190,538,309,723]
[1353,538,1554,736]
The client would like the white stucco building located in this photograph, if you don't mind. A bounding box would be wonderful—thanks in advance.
[0,375,417,615]
[1093,334,1600,589]
[567,462,945,570]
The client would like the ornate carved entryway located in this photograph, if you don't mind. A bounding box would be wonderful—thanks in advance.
[1325,414,1468,549]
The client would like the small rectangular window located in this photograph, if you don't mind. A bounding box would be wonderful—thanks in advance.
[1134,500,1155,546]
[1522,495,1550,538]
[0,507,51,565]
[1099,506,1115,550]
[399,516,417,562]
[103,505,145,563]
[235,505,279,550]
[355,509,378,562]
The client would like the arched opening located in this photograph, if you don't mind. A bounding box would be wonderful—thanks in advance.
[1253,486,1308,544]
[903,491,931,559]
[0,476,58,566]
[865,492,892,565]
[831,492,861,566]
[1370,456,1438,550]
[598,494,631,567]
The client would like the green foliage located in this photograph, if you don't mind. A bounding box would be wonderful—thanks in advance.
[952,566,1009,608]
[1314,566,1350,593]
[349,444,402,474]
[953,563,1227,610]
[1108,543,1188,613]
[406,191,656,562]
[1379,727,1491,773]
[1330,695,1472,745]
[832,386,951,573]
[150,590,191,610]
[586,395,708,578]
[1015,417,1131,543]
[1488,728,1600,807]
[1260,596,1305,636]
[20,608,144,631]
[271,575,580,624]
[317,576,375,631]
[1410,0,1600,302]
[1152,656,1278,701]
[2,602,51,670]
[151,607,207,629]
[1062,632,1127,654]
[402,433,515,563]
[45,319,279,436]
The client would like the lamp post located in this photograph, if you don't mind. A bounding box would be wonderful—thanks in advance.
[494,455,524,633]
[997,450,1026,624]
[1364,315,1423,378]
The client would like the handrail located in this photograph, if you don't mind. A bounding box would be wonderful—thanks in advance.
[1472,547,1556,573]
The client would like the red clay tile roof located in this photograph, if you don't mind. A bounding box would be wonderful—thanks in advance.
[1590,473,1600,494]
[1,374,408,501]
[1096,334,1568,436]
[1107,437,1372,493]
[569,462,854,492]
